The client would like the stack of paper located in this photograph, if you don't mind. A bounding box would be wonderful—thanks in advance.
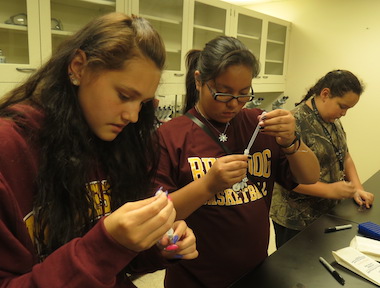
[332,246,380,286]
[350,235,380,261]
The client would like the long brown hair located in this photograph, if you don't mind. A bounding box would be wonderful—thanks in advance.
[1,13,166,258]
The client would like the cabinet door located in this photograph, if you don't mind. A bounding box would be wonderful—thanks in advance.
[131,0,189,84]
[40,0,120,62]
[189,0,232,50]
[233,6,289,90]
[233,7,264,73]
[0,0,41,83]
[260,17,290,86]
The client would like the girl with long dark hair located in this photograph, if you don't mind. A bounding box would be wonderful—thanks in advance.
[0,13,197,287]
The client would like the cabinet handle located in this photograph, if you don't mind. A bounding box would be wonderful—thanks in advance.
[16,68,37,73]
[174,73,184,77]
[263,76,269,79]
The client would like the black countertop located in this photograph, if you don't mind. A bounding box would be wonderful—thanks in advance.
[230,170,380,288]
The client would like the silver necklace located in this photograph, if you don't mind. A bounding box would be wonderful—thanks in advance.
[195,105,230,142]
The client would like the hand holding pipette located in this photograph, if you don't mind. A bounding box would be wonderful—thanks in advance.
[155,187,199,259]
[244,111,267,155]
[233,111,267,193]
[155,187,178,249]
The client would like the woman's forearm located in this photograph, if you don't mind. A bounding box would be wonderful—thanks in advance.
[283,140,320,184]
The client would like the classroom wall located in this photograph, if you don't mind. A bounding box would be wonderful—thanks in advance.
[243,0,380,183]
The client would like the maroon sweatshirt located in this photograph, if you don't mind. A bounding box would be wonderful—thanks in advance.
[0,105,167,287]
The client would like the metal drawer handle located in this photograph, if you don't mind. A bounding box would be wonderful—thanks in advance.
[16,68,37,72]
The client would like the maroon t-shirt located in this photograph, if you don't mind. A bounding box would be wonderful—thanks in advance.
[156,107,296,288]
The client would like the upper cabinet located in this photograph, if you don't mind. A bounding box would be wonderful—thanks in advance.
[0,0,291,96]
[189,0,291,92]
[260,16,290,86]
[131,0,190,84]
[189,0,232,50]
[0,0,41,82]
[43,0,120,61]
[234,7,263,65]
[234,8,290,91]
[0,0,122,91]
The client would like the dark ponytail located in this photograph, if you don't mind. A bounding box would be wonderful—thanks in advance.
[184,50,201,113]
[296,69,364,106]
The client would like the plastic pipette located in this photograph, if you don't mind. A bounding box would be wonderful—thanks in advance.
[244,111,266,155]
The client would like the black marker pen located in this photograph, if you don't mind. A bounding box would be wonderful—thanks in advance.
[324,224,352,233]
[319,257,345,285]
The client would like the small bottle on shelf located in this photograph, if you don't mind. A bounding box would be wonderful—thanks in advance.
[0,49,6,63]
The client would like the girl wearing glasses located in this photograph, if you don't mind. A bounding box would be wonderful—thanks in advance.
[0,13,198,287]
[154,35,319,287]
[270,70,374,248]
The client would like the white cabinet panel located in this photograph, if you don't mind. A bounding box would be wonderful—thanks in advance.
[0,0,291,97]
[132,0,189,84]
[0,0,124,96]
[189,1,291,92]
[189,0,232,50]
[0,0,41,83]
[42,0,119,60]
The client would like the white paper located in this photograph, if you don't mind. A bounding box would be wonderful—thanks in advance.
[332,247,380,286]
[350,236,380,261]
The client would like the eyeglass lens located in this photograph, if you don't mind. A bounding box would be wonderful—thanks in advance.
[206,83,254,103]
[215,93,254,103]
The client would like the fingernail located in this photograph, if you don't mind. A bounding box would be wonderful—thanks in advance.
[173,254,183,259]
[167,228,174,241]
[155,187,164,196]
[172,235,179,244]
[165,244,178,251]
[167,195,172,201]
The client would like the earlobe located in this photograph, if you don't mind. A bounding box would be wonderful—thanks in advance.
[68,73,80,86]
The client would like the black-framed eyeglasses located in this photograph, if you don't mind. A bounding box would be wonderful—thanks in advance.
[206,82,254,103]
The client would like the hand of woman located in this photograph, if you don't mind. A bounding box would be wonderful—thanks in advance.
[353,189,374,208]
[158,220,198,260]
[258,109,296,147]
[203,154,249,194]
[103,193,176,252]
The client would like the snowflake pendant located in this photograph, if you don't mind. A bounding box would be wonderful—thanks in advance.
[219,133,228,142]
